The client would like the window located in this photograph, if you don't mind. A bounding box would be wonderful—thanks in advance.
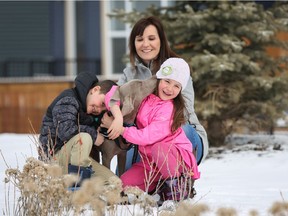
[101,0,174,79]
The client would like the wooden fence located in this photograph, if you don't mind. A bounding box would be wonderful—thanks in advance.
[0,78,74,134]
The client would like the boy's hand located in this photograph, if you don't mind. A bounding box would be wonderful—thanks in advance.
[107,118,123,140]
[95,133,104,146]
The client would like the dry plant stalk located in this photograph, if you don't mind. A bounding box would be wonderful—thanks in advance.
[3,119,199,216]
[5,157,74,215]
[140,146,170,194]
[139,143,196,203]
[165,153,196,202]
[269,201,288,216]
[3,134,286,216]
[3,120,151,215]
[3,157,126,216]
[216,207,237,216]
[174,202,209,216]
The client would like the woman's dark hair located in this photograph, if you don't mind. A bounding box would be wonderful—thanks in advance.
[154,79,186,133]
[129,16,179,74]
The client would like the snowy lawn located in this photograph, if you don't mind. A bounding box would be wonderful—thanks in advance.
[0,132,287,215]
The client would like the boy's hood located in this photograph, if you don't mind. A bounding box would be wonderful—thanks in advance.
[74,71,99,111]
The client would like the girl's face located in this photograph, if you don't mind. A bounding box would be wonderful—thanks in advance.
[86,86,106,115]
[158,79,181,101]
[135,25,161,65]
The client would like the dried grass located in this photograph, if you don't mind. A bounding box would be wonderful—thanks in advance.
[269,201,288,216]
[3,157,157,215]
[2,135,287,216]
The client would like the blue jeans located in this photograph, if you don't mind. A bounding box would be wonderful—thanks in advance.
[182,124,203,164]
[116,124,203,176]
[115,145,140,176]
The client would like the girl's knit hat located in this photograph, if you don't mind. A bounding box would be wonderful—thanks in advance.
[156,58,190,90]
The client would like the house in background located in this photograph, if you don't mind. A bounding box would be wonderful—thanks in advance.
[0,0,174,133]
[0,1,283,133]
[0,0,277,80]
[0,0,174,80]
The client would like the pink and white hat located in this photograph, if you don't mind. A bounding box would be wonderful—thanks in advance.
[156,57,190,90]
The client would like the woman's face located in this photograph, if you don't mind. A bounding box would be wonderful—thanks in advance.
[158,79,181,101]
[135,25,161,65]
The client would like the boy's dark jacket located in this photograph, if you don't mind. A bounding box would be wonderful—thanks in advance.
[39,72,100,155]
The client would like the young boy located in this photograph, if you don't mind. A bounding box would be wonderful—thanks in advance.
[38,71,118,185]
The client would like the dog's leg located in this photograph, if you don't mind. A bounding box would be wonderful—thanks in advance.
[103,138,128,176]
[90,145,100,162]
[115,137,130,176]
[99,139,117,170]
[97,137,129,176]
[101,152,113,169]
[117,151,127,176]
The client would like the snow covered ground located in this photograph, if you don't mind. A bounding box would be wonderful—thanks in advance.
[195,132,288,215]
[0,132,287,215]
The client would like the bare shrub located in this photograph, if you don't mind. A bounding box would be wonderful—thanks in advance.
[174,202,209,216]
[3,157,125,216]
[5,157,74,215]
[269,201,288,216]
[216,207,238,216]
[249,209,260,216]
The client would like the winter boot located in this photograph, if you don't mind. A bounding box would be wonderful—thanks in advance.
[158,175,196,204]
[68,164,94,191]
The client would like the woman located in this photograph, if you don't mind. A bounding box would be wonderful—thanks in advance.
[114,16,208,172]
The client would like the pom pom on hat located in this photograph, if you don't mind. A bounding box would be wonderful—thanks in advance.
[156,58,190,90]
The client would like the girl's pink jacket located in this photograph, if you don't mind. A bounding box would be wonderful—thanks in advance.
[123,94,200,179]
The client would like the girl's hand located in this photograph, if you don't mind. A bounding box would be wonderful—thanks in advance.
[107,118,123,140]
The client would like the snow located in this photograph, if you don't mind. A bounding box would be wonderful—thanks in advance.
[1,132,288,215]
[195,134,288,215]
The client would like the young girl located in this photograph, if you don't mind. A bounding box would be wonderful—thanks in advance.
[118,58,200,201]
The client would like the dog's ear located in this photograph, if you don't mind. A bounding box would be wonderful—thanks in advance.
[142,75,157,89]
[118,76,157,124]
